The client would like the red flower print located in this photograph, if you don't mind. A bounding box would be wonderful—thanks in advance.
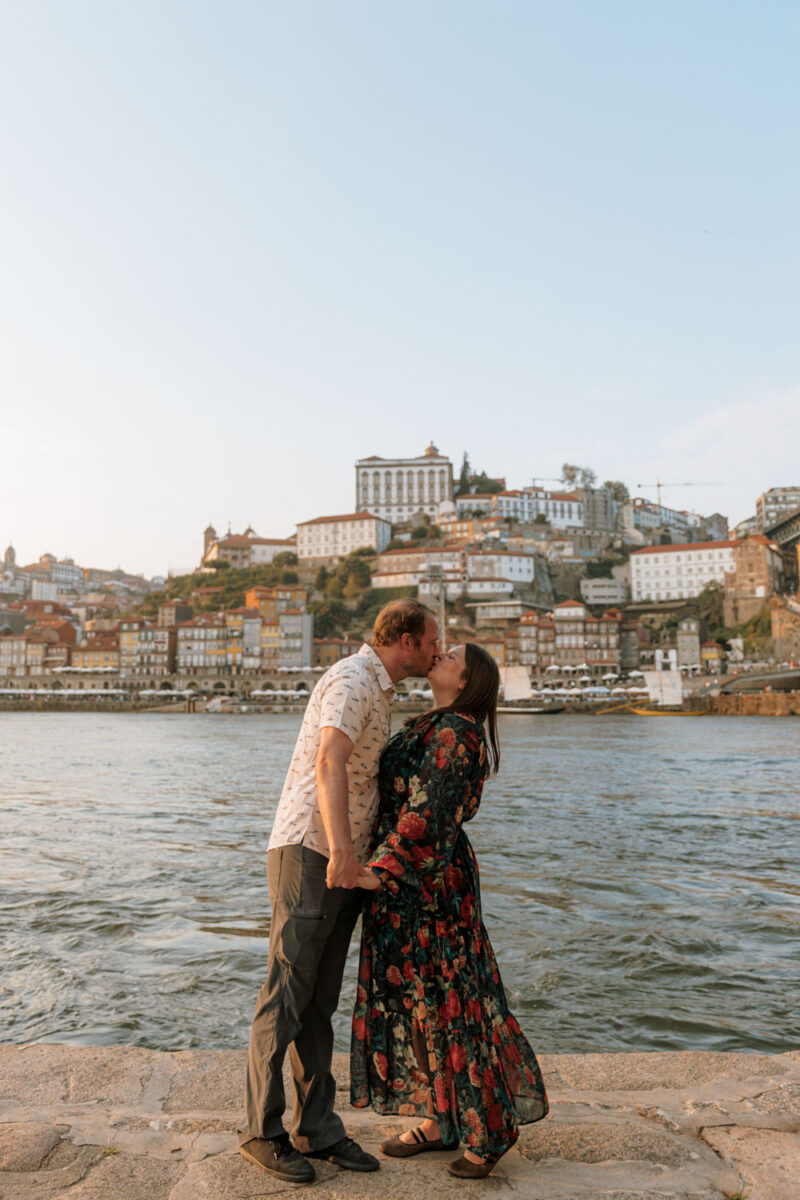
[397,811,427,839]
[483,1068,495,1087]
[449,1042,467,1073]
[438,726,456,748]
[394,776,404,793]
[468,1061,481,1087]
[386,965,403,986]
[445,864,463,889]
[464,1107,481,1132]
[487,1102,504,1133]
[434,1075,449,1111]
[402,961,414,981]
[446,990,461,1018]
[373,1052,388,1081]
[418,925,430,948]
[352,1016,365,1041]
[389,910,401,928]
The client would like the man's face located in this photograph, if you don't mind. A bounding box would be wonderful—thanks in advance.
[400,616,440,679]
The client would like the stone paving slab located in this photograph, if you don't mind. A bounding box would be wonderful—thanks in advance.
[1,1044,799,1199]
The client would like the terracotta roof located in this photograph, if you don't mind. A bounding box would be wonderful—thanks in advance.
[554,599,587,609]
[214,535,293,548]
[548,492,581,502]
[298,512,383,526]
[467,549,532,559]
[631,539,740,556]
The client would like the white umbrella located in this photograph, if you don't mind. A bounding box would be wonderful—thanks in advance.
[602,673,619,680]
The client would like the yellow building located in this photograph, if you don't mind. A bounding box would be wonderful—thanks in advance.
[260,620,280,670]
[71,639,120,672]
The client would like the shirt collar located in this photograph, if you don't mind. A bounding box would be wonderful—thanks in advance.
[358,643,394,692]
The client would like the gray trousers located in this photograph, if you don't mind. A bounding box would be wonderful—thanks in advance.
[239,844,362,1151]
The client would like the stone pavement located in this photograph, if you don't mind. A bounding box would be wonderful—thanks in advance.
[1,1044,799,1199]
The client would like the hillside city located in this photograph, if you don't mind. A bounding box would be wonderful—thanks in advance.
[2,444,800,698]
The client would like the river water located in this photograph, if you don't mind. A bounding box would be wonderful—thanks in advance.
[1,712,798,1055]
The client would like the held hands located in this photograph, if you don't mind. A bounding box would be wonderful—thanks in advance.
[356,866,381,891]
[326,848,362,889]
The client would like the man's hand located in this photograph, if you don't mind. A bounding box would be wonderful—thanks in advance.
[356,866,381,891]
[326,847,362,889]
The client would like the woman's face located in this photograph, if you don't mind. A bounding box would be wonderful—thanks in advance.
[429,644,467,695]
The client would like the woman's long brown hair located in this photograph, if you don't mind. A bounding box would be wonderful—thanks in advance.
[423,642,500,773]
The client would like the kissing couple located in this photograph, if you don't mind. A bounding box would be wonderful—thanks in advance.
[238,599,548,1185]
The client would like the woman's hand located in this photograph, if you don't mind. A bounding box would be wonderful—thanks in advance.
[357,866,381,891]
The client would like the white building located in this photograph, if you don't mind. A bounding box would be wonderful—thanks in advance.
[203,531,296,569]
[466,549,536,585]
[296,512,391,562]
[624,499,690,543]
[630,540,737,602]
[493,488,584,529]
[355,443,453,524]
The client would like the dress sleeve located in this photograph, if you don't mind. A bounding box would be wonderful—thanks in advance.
[368,715,485,898]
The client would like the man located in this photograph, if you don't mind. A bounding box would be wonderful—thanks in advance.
[239,599,440,1184]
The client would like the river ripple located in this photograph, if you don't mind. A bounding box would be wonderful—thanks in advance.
[1,712,798,1053]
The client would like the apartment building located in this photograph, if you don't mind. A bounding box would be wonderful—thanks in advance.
[119,620,177,676]
[630,541,738,602]
[756,486,800,531]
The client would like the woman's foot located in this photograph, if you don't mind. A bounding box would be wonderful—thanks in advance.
[399,1118,441,1145]
[379,1119,459,1158]
[447,1146,508,1178]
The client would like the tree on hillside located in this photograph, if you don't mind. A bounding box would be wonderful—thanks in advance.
[562,463,597,488]
[309,599,349,638]
[456,453,472,496]
[603,480,630,503]
[272,551,298,566]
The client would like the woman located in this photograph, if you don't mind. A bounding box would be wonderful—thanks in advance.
[351,643,548,1179]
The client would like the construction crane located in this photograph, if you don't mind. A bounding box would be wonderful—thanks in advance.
[530,476,568,489]
[635,479,725,508]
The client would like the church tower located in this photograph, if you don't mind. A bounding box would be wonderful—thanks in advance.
[203,525,217,558]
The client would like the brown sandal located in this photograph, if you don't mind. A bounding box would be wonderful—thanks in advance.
[380,1126,460,1157]
[447,1147,507,1178]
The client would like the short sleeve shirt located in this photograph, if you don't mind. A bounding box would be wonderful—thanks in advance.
[268,644,395,862]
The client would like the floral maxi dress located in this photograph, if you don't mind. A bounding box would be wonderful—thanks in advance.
[350,711,548,1157]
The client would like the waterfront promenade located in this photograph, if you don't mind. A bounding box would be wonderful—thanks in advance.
[1,1044,798,1198]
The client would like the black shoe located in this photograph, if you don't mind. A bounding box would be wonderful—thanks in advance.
[305,1135,380,1172]
[240,1135,316,1184]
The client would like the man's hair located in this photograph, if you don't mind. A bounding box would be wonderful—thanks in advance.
[372,599,435,647]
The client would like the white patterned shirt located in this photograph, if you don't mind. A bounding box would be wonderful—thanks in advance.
[268,644,395,862]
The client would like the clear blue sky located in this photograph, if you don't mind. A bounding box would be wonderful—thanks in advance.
[2,1,799,576]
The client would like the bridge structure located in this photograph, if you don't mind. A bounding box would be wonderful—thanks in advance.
[720,667,800,694]
[765,505,800,590]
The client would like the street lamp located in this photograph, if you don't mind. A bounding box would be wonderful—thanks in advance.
[425,563,447,653]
